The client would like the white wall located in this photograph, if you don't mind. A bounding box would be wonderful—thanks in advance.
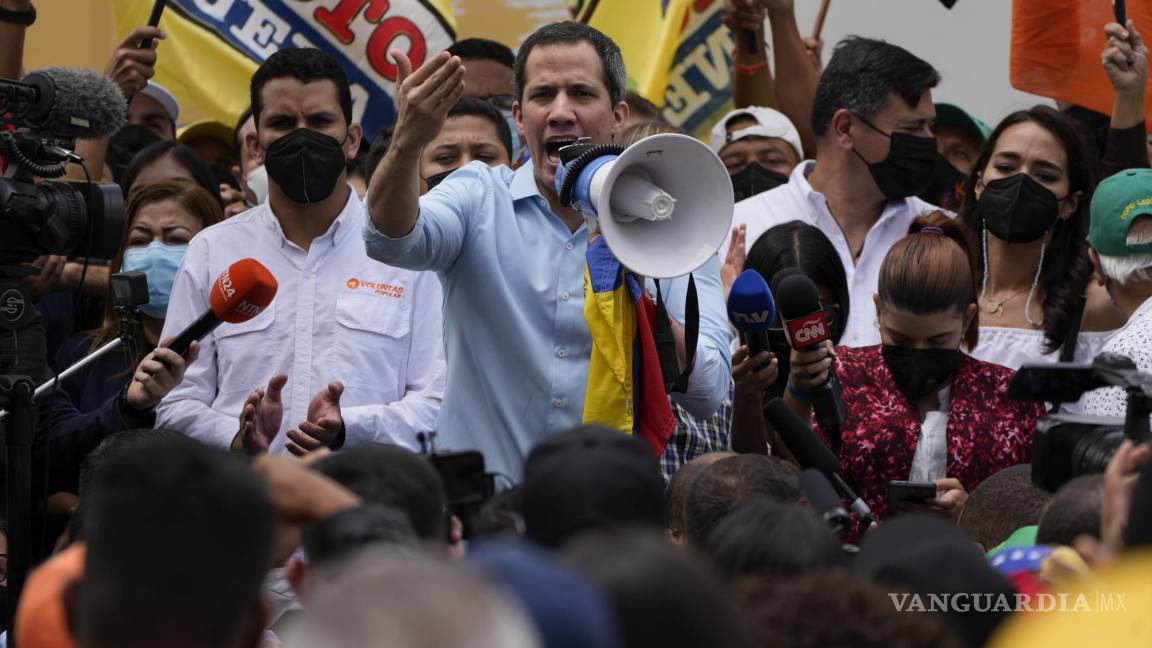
[781,0,1053,127]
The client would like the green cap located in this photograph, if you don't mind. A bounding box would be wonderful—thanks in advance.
[934,103,992,141]
[1089,169,1152,256]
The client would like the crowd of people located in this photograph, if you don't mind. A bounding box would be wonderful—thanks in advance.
[2,0,1152,645]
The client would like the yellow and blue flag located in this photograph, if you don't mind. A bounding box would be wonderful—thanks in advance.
[583,237,675,455]
[114,0,456,138]
[580,0,736,136]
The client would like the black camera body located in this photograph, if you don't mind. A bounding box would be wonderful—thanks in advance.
[1009,353,1152,491]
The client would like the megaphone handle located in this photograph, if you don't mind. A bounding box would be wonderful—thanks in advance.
[652,276,699,394]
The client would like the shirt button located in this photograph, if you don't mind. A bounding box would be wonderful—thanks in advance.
[566,242,574,250]
[561,291,570,301]
[557,348,567,358]
[553,398,566,408]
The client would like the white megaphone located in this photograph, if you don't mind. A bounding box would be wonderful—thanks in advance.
[554,134,734,279]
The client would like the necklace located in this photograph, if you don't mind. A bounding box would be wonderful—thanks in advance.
[981,290,1026,318]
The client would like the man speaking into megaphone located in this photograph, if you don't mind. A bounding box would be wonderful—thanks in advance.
[364,22,733,483]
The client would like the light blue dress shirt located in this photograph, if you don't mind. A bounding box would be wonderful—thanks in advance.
[364,162,732,483]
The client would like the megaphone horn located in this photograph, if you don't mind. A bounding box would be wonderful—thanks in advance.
[554,134,734,279]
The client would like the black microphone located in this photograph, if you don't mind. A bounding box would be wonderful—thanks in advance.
[799,468,850,539]
[2,68,127,138]
[763,397,874,524]
[774,272,846,433]
[727,269,775,367]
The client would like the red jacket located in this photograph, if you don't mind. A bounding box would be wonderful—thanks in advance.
[817,345,1045,525]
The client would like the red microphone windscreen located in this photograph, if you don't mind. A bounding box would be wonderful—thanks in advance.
[209,259,278,323]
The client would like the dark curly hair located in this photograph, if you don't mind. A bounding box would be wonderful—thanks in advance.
[959,105,1095,353]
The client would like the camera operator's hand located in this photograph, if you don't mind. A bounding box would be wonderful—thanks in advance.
[22,255,68,299]
[253,455,361,525]
[390,50,465,152]
[234,373,288,456]
[125,338,199,411]
[104,26,165,98]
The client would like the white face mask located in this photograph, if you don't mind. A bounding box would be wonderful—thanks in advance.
[245,164,269,205]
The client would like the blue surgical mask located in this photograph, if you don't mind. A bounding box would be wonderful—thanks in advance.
[501,108,524,164]
[121,241,188,318]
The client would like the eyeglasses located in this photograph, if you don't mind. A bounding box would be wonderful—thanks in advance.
[482,95,516,111]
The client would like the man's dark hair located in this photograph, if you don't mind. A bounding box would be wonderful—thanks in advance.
[445,96,514,160]
[77,441,274,648]
[120,140,223,206]
[811,36,940,138]
[958,464,1050,550]
[78,428,191,498]
[625,91,662,123]
[233,105,253,158]
[250,47,353,127]
[684,455,801,547]
[311,443,447,541]
[447,37,515,69]
[703,499,844,580]
[733,571,963,648]
[514,21,627,105]
[565,531,748,648]
[1036,474,1103,546]
[361,125,394,181]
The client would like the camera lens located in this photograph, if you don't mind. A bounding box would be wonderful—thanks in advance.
[1071,427,1126,477]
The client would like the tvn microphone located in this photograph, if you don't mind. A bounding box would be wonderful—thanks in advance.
[775,272,846,432]
[727,270,775,366]
[799,468,851,539]
[764,397,874,525]
[166,259,278,356]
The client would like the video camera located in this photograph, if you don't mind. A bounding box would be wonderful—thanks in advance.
[1008,352,1152,491]
[1,68,128,265]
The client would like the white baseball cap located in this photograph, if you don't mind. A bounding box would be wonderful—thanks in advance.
[137,81,180,123]
[708,106,802,161]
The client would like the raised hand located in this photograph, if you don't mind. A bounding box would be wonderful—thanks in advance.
[235,373,288,456]
[104,25,165,98]
[721,224,747,299]
[286,381,345,457]
[390,50,466,151]
[1103,20,1149,97]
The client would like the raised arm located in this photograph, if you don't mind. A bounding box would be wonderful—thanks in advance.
[365,51,464,238]
[765,0,820,158]
[724,0,778,109]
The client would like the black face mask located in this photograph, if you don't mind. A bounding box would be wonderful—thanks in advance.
[425,168,456,191]
[264,128,348,204]
[977,173,1062,243]
[108,124,162,184]
[916,153,968,211]
[730,163,789,202]
[853,116,937,200]
[882,344,960,404]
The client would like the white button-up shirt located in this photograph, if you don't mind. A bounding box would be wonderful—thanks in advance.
[727,161,942,347]
[157,189,445,452]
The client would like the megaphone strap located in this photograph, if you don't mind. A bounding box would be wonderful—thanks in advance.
[652,276,700,394]
[557,144,625,209]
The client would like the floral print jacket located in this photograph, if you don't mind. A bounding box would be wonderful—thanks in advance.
[816,345,1046,527]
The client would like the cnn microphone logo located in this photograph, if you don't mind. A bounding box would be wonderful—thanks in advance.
[786,313,828,347]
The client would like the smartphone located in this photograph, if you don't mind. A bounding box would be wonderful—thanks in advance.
[887,480,938,511]
[1115,0,1127,27]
